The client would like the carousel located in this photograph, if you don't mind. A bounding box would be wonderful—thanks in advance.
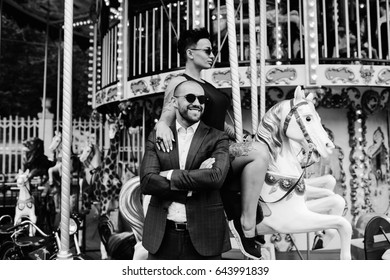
[1,0,390,260]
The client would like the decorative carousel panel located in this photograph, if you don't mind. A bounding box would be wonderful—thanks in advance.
[95,84,120,106]
[359,65,375,84]
[366,126,390,215]
[375,68,390,85]
[130,80,150,96]
[265,67,297,84]
[325,67,359,84]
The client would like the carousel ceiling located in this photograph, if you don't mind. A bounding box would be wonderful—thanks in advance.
[2,0,177,47]
[2,0,96,47]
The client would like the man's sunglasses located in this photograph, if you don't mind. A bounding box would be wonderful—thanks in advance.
[190,48,214,56]
[174,94,209,104]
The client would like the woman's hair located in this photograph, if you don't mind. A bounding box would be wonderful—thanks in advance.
[256,101,285,162]
[177,28,211,58]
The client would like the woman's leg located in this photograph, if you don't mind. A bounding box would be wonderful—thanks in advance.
[229,141,269,258]
[230,141,269,235]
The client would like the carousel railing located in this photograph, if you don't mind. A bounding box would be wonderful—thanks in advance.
[97,0,390,91]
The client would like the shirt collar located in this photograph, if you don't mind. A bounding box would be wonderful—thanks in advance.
[176,120,200,134]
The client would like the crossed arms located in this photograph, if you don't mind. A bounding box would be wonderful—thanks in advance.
[140,130,230,203]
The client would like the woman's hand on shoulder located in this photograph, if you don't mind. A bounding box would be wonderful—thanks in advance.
[155,121,175,152]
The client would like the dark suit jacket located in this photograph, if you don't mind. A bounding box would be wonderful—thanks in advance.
[140,121,231,256]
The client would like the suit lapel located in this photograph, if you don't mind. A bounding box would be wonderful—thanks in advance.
[185,121,210,169]
[169,124,180,169]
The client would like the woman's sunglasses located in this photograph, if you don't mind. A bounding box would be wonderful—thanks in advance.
[174,94,209,104]
[190,48,214,56]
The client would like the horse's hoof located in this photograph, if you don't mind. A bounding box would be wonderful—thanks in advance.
[312,235,324,250]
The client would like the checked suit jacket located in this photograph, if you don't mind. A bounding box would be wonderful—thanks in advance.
[140,121,231,257]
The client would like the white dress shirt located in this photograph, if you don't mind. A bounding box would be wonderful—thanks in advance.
[166,120,200,222]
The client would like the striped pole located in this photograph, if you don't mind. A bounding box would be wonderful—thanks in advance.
[226,0,243,142]
[57,0,73,260]
[259,0,266,120]
[248,0,258,134]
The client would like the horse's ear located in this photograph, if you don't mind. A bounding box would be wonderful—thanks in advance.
[305,91,314,101]
[24,169,29,175]
[18,169,23,175]
[293,86,305,103]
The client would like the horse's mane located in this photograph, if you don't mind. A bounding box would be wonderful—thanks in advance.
[82,144,101,168]
[118,177,144,242]
[256,101,285,162]
[23,138,55,172]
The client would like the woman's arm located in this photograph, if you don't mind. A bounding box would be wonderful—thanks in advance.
[155,76,187,152]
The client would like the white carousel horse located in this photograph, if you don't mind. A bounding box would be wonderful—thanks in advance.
[78,141,102,213]
[48,131,62,187]
[46,131,62,211]
[255,86,352,259]
[14,169,37,236]
[119,86,352,260]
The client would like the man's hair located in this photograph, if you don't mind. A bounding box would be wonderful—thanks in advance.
[174,80,203,96]
[177,28,211,58]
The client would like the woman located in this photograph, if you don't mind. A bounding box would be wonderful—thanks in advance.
[155,28,269,260]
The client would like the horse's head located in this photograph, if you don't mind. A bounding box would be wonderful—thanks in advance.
[79,142,94,163]
[16,169,29,189]
[257,86,334,164]
[49,131,62,151]
[22,137,44,163]
[107,113,123,139]
[281,86,335,159]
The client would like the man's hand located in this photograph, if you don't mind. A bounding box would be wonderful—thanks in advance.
[159,170,170,178]
[199,158,215,169]
[155,121,175,152]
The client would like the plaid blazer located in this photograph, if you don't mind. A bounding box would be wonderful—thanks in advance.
[140,121,231,256]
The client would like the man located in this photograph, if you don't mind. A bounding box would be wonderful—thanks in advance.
[140,80,231,260]
[155,28,265,260]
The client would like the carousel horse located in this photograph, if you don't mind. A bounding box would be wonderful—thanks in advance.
[291,140,347,250]
[79,115,123,259]
[120,86,352,260]
[14,169,37,236]
[40,131,63,212]
[96,114,123,216]
[48,131,62,189]
[45,131,82,213]
[78,141,102,213]
[22,137,55,182]
[253,86,352,259]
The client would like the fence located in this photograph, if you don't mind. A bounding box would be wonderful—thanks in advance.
[0,116,40,180]
[0,115,143,183]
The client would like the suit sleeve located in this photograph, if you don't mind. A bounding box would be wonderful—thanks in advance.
[140,131,187,203]
[170,132,230,191]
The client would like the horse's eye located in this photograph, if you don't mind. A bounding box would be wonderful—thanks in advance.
[306,116,311,122]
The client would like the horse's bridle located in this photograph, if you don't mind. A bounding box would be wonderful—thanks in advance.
[259,100,316,204]
[82,145,100,186]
